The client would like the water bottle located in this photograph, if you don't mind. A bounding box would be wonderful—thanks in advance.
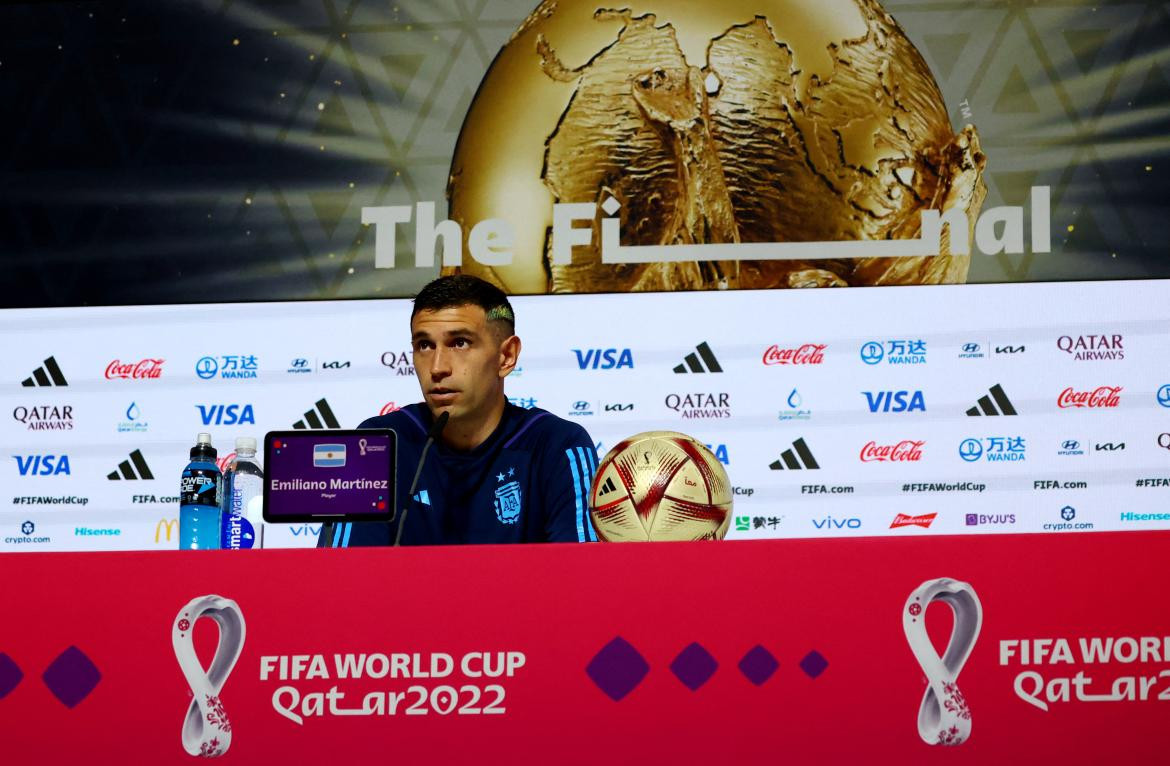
[179,432,222,550]
[221,436,265,549]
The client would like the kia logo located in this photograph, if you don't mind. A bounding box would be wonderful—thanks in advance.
[1158,385,1170,408]
[195,357,218,379]
[1061,440,1080,451]
[859,342,883,365]
[958,439,983,462]
[962,343,980,353]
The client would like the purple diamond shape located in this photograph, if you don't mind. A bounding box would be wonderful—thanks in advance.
[670,642,718,691]
[586,637,649,701]
[799,650,829,679]
[738,645,779,686]
[42,646,101,708]
[0,653,23,699]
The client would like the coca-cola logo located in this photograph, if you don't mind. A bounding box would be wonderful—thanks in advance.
[105,359,164,380]
[380,402,401,415]
[216,452,237,473]
[762,344,826,366]
[1057,386,1122,409]
[859,440,925,462]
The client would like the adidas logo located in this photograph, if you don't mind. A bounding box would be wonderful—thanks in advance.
[107,449,154,480]
[597,476,618,496]
[769,438,820,470]
[293,398,341,429]
[413,490,431,505]
[673,342,723,374]
[965,384,1018,416]
[21,356,68,387]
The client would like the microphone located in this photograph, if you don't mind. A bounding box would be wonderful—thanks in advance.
[394,410,449,547]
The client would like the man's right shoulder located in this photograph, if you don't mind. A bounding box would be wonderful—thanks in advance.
[357,404,429,442]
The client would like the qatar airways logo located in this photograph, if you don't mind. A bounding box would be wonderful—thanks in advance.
[1056,334,1124,361]
[105,359,164,380]
[860,440,925,463]
[763,344,825,366]
[1057,386,1121,409]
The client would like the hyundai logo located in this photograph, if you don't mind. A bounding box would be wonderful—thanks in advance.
[958,438,983,462]
[1061,506,1076,521]
[859,342,884,365]
[1061,440,1080,451]
[1158,384,1170,408]
[195,357,218,380]
[573,401,590,411]
[291,358,308,369]
[962,343,980,353]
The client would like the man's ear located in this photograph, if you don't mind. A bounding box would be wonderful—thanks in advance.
[498,335,521,378]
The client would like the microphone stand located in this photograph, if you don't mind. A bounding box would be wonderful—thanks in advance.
[395,410,449,547]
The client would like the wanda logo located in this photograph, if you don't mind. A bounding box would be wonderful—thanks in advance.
[860,440,925,462]
[105,359,164,380]
[1057,386,1122,409]
[762,344,826,366]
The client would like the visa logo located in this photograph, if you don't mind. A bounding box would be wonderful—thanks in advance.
[703,443,730,465]
[863,391,926,413]
[196,404,256,426]
[573,349,634,370]
[13,454,71,476]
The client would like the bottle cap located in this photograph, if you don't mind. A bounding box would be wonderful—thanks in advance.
[196,432,213,446]
[235,436,257,452]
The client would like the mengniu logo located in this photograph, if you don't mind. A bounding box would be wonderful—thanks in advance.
[1057,334,1124,361]
[672,342,722,373]
[860,440,924,462]
[20,356,68,387]
[380,351,415,376]
[574,348,634,369]
[863,390,926,413]
[1158,385,1170,408]
[104,358,164,380]
[195,355,258,380]
[196,404,256,426]
[12,404,74,431]
[12,454,71,476]
[762,343,825,366]
[664,392,730,419]
[860,339,925,365]
[1057,386,1121,409]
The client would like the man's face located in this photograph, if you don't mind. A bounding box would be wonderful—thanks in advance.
[411,304,514,422]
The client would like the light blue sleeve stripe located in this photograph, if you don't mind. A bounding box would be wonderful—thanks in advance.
[565,447,587,543]
[342,522,353,547]
[576,446,598,542]
[331,523,343,547]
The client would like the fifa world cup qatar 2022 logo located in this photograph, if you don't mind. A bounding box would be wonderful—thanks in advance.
[173,596,246,758]
[904,578,982,746]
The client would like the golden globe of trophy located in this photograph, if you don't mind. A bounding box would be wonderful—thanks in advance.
[589,432,732,542]
[446,0,986,293]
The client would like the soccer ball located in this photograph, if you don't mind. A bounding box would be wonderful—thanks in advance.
[590,431,732,542]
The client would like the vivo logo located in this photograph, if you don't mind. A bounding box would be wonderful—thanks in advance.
[863,391,926,413]
[196,404,256,426]
[13,454,71,476]
[812,516,861,529]
[573,349,634,370]
[290,524,322,537]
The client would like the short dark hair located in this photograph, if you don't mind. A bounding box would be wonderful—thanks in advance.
[411,275,515,337]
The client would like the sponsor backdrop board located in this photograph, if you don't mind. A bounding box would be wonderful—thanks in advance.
[3,278,1169,552]
[0,534,1168,762]
[0,0,1167,306]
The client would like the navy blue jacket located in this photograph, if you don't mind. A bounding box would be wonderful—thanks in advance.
[318,403,598,546]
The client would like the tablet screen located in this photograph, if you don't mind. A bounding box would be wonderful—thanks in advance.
[263,430,397,523]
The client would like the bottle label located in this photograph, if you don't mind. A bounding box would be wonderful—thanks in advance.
[181,468,220,507]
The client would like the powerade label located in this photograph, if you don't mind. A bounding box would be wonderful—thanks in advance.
[180,466,220,507]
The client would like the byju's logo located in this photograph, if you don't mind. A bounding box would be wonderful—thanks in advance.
[287,358,312,375]
[664,392,731,419]
[380,351,415,376]
[958,343,984,360]
[860,340,925,365]
[105,358,164,380]
[959,437,1025,462]
[1057,386,1121,409]
[965,513,1016,527]
[1057,439,1085,457]
[292,399,341,429]
[13,404,74,431]
[195,355,258,380]
[1158,385,1170,408]
[13,455,71,476]
[574,348,634,369]
[1057,334,1124,361]
[20,356,68,387]
[769,438,819,470]
[965,384,1017,416]
[118,402,148,433]
[196,404,256,426]
[862,390,926,413]
[762,343,825,366]
[672,342,722,373]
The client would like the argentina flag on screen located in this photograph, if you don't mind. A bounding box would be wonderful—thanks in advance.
[313,444,346,467]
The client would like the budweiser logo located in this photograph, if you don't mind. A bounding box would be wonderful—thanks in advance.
[763,343,826,366]
[890,513,936,529]
[105,359,164,380]
[860,440,925,462]
[1057,386,1122,409]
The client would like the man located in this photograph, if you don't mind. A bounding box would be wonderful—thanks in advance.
[320,275,599,547]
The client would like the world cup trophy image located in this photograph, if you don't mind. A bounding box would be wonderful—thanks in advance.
[589,431,732,541]
[447,0,986,294]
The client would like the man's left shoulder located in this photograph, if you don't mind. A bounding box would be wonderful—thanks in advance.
[506,407,593,451]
